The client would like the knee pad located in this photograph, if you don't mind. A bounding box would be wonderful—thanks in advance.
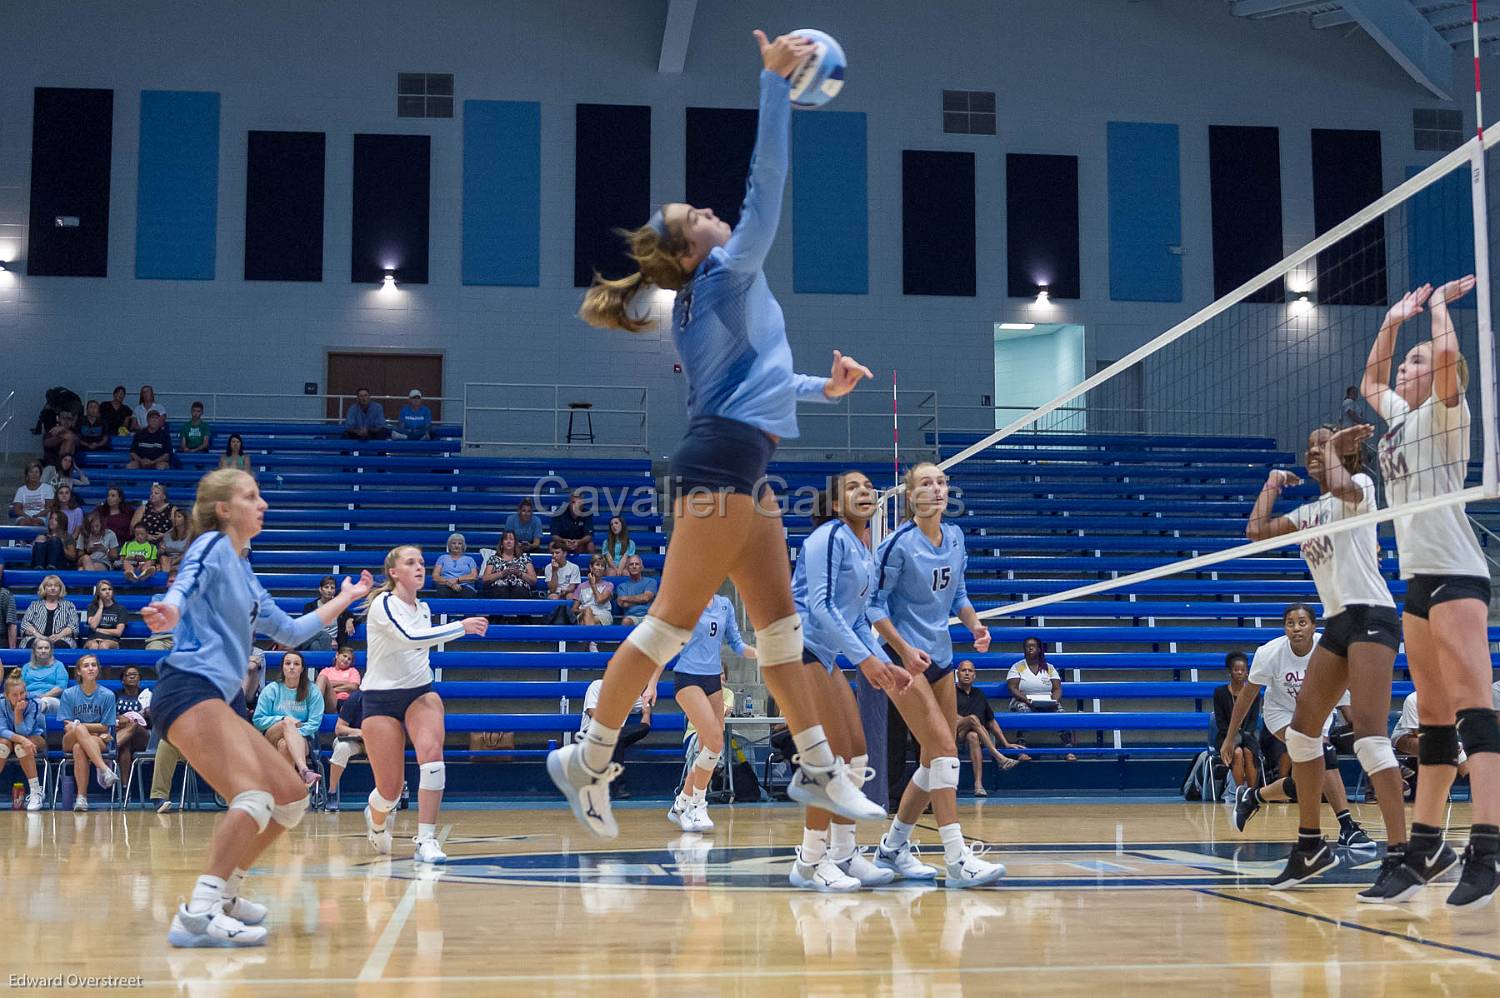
[419,761,446,792]
[622,616,691,668]
[911,765,932,792]
[1282,775,1298,803]
[1323,744,1339,771]
[1353,735,1399,776]
[1457,708,1500,757]
[928,756,961,793]
[755,614,804,666]
[330,738,359,768]
[693,746,722,774]
[228,789,275,834]
[271,794,310,829]
[1284,727,1324,765]
[1418,724,1462,767]
[369,787,400,813]
[0,743,10,761]
[848,754,870,788]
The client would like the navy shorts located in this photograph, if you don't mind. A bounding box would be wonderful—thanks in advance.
[151,668,249,740]
[674,671,724,697]
[1402,574,1491,620]
[883,643,952,685]
[803,647,837,676]
[667,415,777,499]
[1319,604,1400,657]
[362,683,437,721]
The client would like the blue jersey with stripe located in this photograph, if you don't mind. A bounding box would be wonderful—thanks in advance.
[0,697,47,740]
[60,684,116,727]
[675,594,747,676]
[868,521,974,669]
[160,532,325,702]
[671,70,833,440]
[792,520,889,670]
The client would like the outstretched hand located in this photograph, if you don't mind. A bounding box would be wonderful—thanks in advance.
[1329,424,1374,456]
[1432,274,1477,308]
[341,571,375,600]
[824,350,874,399]
[1385,285,1431,325]
[1268,469,1302,490]
[754,29,815,78]
[140,602,179,634]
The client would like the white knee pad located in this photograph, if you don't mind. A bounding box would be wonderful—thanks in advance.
[1284,727,1324,765]
[848,754,869,788]
[755,614,804,666]
[928,756,961,792]
[330,737,361,768]
[1354,735,1399,776]
[419,761,446,792]
[0,743,10,761]
[272,794,310,829]
[911,765,933,792]
[623,616,692,667]
[228,789,275,834]
[369,787,399,813]
[693,746,722,774]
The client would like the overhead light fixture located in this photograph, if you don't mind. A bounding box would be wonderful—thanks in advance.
[998,322,1035,330]
[382,269,396,288]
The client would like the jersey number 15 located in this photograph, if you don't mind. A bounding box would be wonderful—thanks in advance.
[930,567,951,591]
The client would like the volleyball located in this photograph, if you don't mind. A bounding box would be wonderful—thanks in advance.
[788,29,846,108]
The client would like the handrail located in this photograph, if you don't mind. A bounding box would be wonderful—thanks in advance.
[0,390,15,464]
[462,382,650,454]
[777,389,940,459]
[937,403,1265,438]
[84,388,461,425]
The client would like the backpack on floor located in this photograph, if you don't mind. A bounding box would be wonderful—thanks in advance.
[1181,750,1226,802]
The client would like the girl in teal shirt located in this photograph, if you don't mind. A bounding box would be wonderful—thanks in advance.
[252,650,325,788]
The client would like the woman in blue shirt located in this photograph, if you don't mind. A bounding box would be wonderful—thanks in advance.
[1,671,47,810]
[554,30,879,839]
[141,468,370,949]
[60,653,118,810]
[20,635,69,714]
[251,650,326,789]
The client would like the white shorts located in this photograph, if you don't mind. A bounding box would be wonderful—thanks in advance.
[582,604,613,626]
[1264,709,1334,740]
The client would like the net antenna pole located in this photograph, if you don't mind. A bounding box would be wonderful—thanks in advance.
[1471,1,1500,496]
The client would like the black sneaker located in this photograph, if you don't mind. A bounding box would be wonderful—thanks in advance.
[1231,786,1260,833]
[1356,850,1407,904]
[1268,841,1338,890]
[1338,824,1377,853]
[1361,842,1458,902]
[1445,845,1500,910]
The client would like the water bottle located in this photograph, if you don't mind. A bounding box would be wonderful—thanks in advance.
[743,693,755,717]
[10,783,22,810]
[546,738,559,751]
[58,771,76,811]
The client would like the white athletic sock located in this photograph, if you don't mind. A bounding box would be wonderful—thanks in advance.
[792,726,836,771]
[417,822,437,841]
[801,827,829,864]
[187,874,226,916]
[27,777,41,793]
[939,823,966,865]
[690,786,706,806]
[828,822,857,862]
[883,819,916,852]
[224,867,248,901]
[580,719,621,774]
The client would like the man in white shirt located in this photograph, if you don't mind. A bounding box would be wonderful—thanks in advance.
[582,677,653,797]
[545,540,583,624]
[10,463,54,527]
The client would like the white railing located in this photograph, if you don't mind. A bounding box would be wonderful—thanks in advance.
[462,383,649,453]
[84,389,462,426]
[0,390,16,463]
[935,403,1265,441]
[777,390,940,460]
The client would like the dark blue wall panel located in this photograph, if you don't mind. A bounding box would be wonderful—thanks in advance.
[27,87,113,277]
[1406,164,1475,308]
[1106,121,1181,302]
[351,133,430,284]
[463,100,540,287]
[1208,125,1283,303]
[686,107,757,230]
[136,90,219,280]
[793,111,868,295]
[1007,153,1080,299]
[1312,128,1386,306]
[902,150,974,297]
[245,131,325,282]
[575,104,650,287]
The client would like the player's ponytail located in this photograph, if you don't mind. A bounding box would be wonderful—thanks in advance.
[187,468,254,544]
[579,217,692,332]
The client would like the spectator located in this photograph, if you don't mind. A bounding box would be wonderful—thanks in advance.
[100,386,132,438]
[602,516,635,572]
[392,389,435,440]
[324,687,364,811]
[613,554,656,628]
[76,399,111,452]
[20,576,80,648]
[550,489,596,554]
[75,510,120,573]
[433,532,479,595]
[11,462,53,527]
[1214,651,1261,791]
[43,455,90,494]
[41,409,78,466]
[179,400,213,453]
[130,385,167,431]
[20,636,69,713]
[59,653,118,808]
[583,676,652,798]
[252,650,325,787]
[114,665,151,784]
[243,646,266,716]
[130,482,175,545]
[1340,386,1362,427]
[158,507,190,573]
[126,410,173,470]
[543,540,581,624]
[954,660,1023,796]
[143,570,176,652]
[30,510,76,570]
[504,498,544,553]
[96,486,135,543]
[315,645,362,710]
[299,575,357,650]
[481,530,537,600]
[1,673,47,810]
[343,388,390,440]
[120,524,159,583]
[51,481,84,534]
[0,564,16,649]
[572,555,615,628]
[1005,634,1075,760]
[84,580,129,650]
[220,433,250,471]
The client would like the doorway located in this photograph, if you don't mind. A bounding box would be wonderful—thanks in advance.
[993,323,1085,430]
[326,352,444,421]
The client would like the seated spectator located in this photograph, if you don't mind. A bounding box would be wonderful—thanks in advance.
[1214,651,1261,790]
[131,385,167,432]
[433,532,479,595]
[251,650,325,788]
[551,489,596,554]
[220,432,250,471]
[583,676,652,798]
[244,646,266,716]
[143,570,178,653]
[51,481,84,534]
[1391,684,1500,782]
[11,462,53,527]
[1005,635,1074,759]
[179,400,213,453]
[343,388,390,440]
[324,687,364,811]
[100,386,133,438]
[504,498,543,553]
[572,555,615,628]
[481,531,537,600]
[75,511,120,573]
[120,524,160,583]
[543,540,581,624]
[1,673,48,810]
[59,653,119,808]
[41,409,78,466]
[76,399,111,452]
[299,575,357,650]
[602,516,635,573]
[131,482,175,546]
[114,665,151,784]
[954,660,1023,796]
[96,486,135,543]
[30,510,76,570]
[126,410,173,470]
[20,576,80,648]
[316,645,362,711]
[20,636,69,715]
[84,580,129,650]
[158,507,190,573]
[0,564,16,649]
[392,389,434,440]
[613,555,656,628]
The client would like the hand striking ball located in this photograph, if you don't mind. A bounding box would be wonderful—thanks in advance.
[787,29,846,108]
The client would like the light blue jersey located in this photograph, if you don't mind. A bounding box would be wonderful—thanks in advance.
[671,70,833,440]
[676,594,747,676]
[59,684,116,727]
[0,698,46,740]
[160,532,324,702]
[868,521,974,670]
[793,520,889,671]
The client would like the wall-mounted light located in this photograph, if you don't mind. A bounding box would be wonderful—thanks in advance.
[1035,285,1051,306]
[382,269,396,289]
[1291,291,1312,315]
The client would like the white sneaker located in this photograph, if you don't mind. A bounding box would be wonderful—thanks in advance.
[73,795,89,812]
[156,799,176,814]
[414,837,448,864]
[788,850,862,892]
[837,847,897,887]
[687,801,715,833]
[667,795,695,831]
[546,742,621,839]
[98,767,118,789]
[364,806,393,855]
[167,904,268,948]
[788,760,886,823]
[874,839,940,880]
[945,843,1006,888]
[25,790,43,812]
[222,895,268,927]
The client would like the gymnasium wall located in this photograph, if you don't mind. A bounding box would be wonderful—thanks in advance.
[0,0,1480,454]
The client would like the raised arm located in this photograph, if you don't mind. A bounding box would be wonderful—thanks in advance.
[1363,286,1431,414]
[1429,274,1476,408]
[1323,427,1374,505]
[1246,469,1302,542]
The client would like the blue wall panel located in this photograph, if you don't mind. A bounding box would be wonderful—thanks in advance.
[793,111,868,294]
[1107,121,1181,302]
[135,90,219,280]
[1407,164,1475,308]
[463,100,540,287]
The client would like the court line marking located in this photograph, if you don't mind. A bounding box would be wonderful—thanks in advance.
[357,823,451,982]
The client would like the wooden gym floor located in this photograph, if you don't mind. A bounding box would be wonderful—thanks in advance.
[3,799,1498,996]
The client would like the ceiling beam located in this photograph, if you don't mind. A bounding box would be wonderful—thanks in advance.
[1310,9,1358,28]
[657,0,697,74]
[1230,0,1328,15]
[1340,0,1455,98]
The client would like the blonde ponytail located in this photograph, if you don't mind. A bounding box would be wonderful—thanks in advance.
[580,272,649,332]
[578,216,694,332]
[187,468,255,544]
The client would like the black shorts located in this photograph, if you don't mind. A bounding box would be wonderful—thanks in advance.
[362,684,437,721]
[674,671,723,697]
[1319,604,1401,657]
[1402,574,1492,620]
[882,643,951,685]
[151,668,248,740]
[803,647,837,676]
[666,415,777,498]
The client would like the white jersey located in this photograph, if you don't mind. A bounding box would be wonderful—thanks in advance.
[1394,682,1500,742]
[1248,633,1348,727]
[362,591,464,691]
[1374,389,1486,579]
[1287,473,1394,617]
